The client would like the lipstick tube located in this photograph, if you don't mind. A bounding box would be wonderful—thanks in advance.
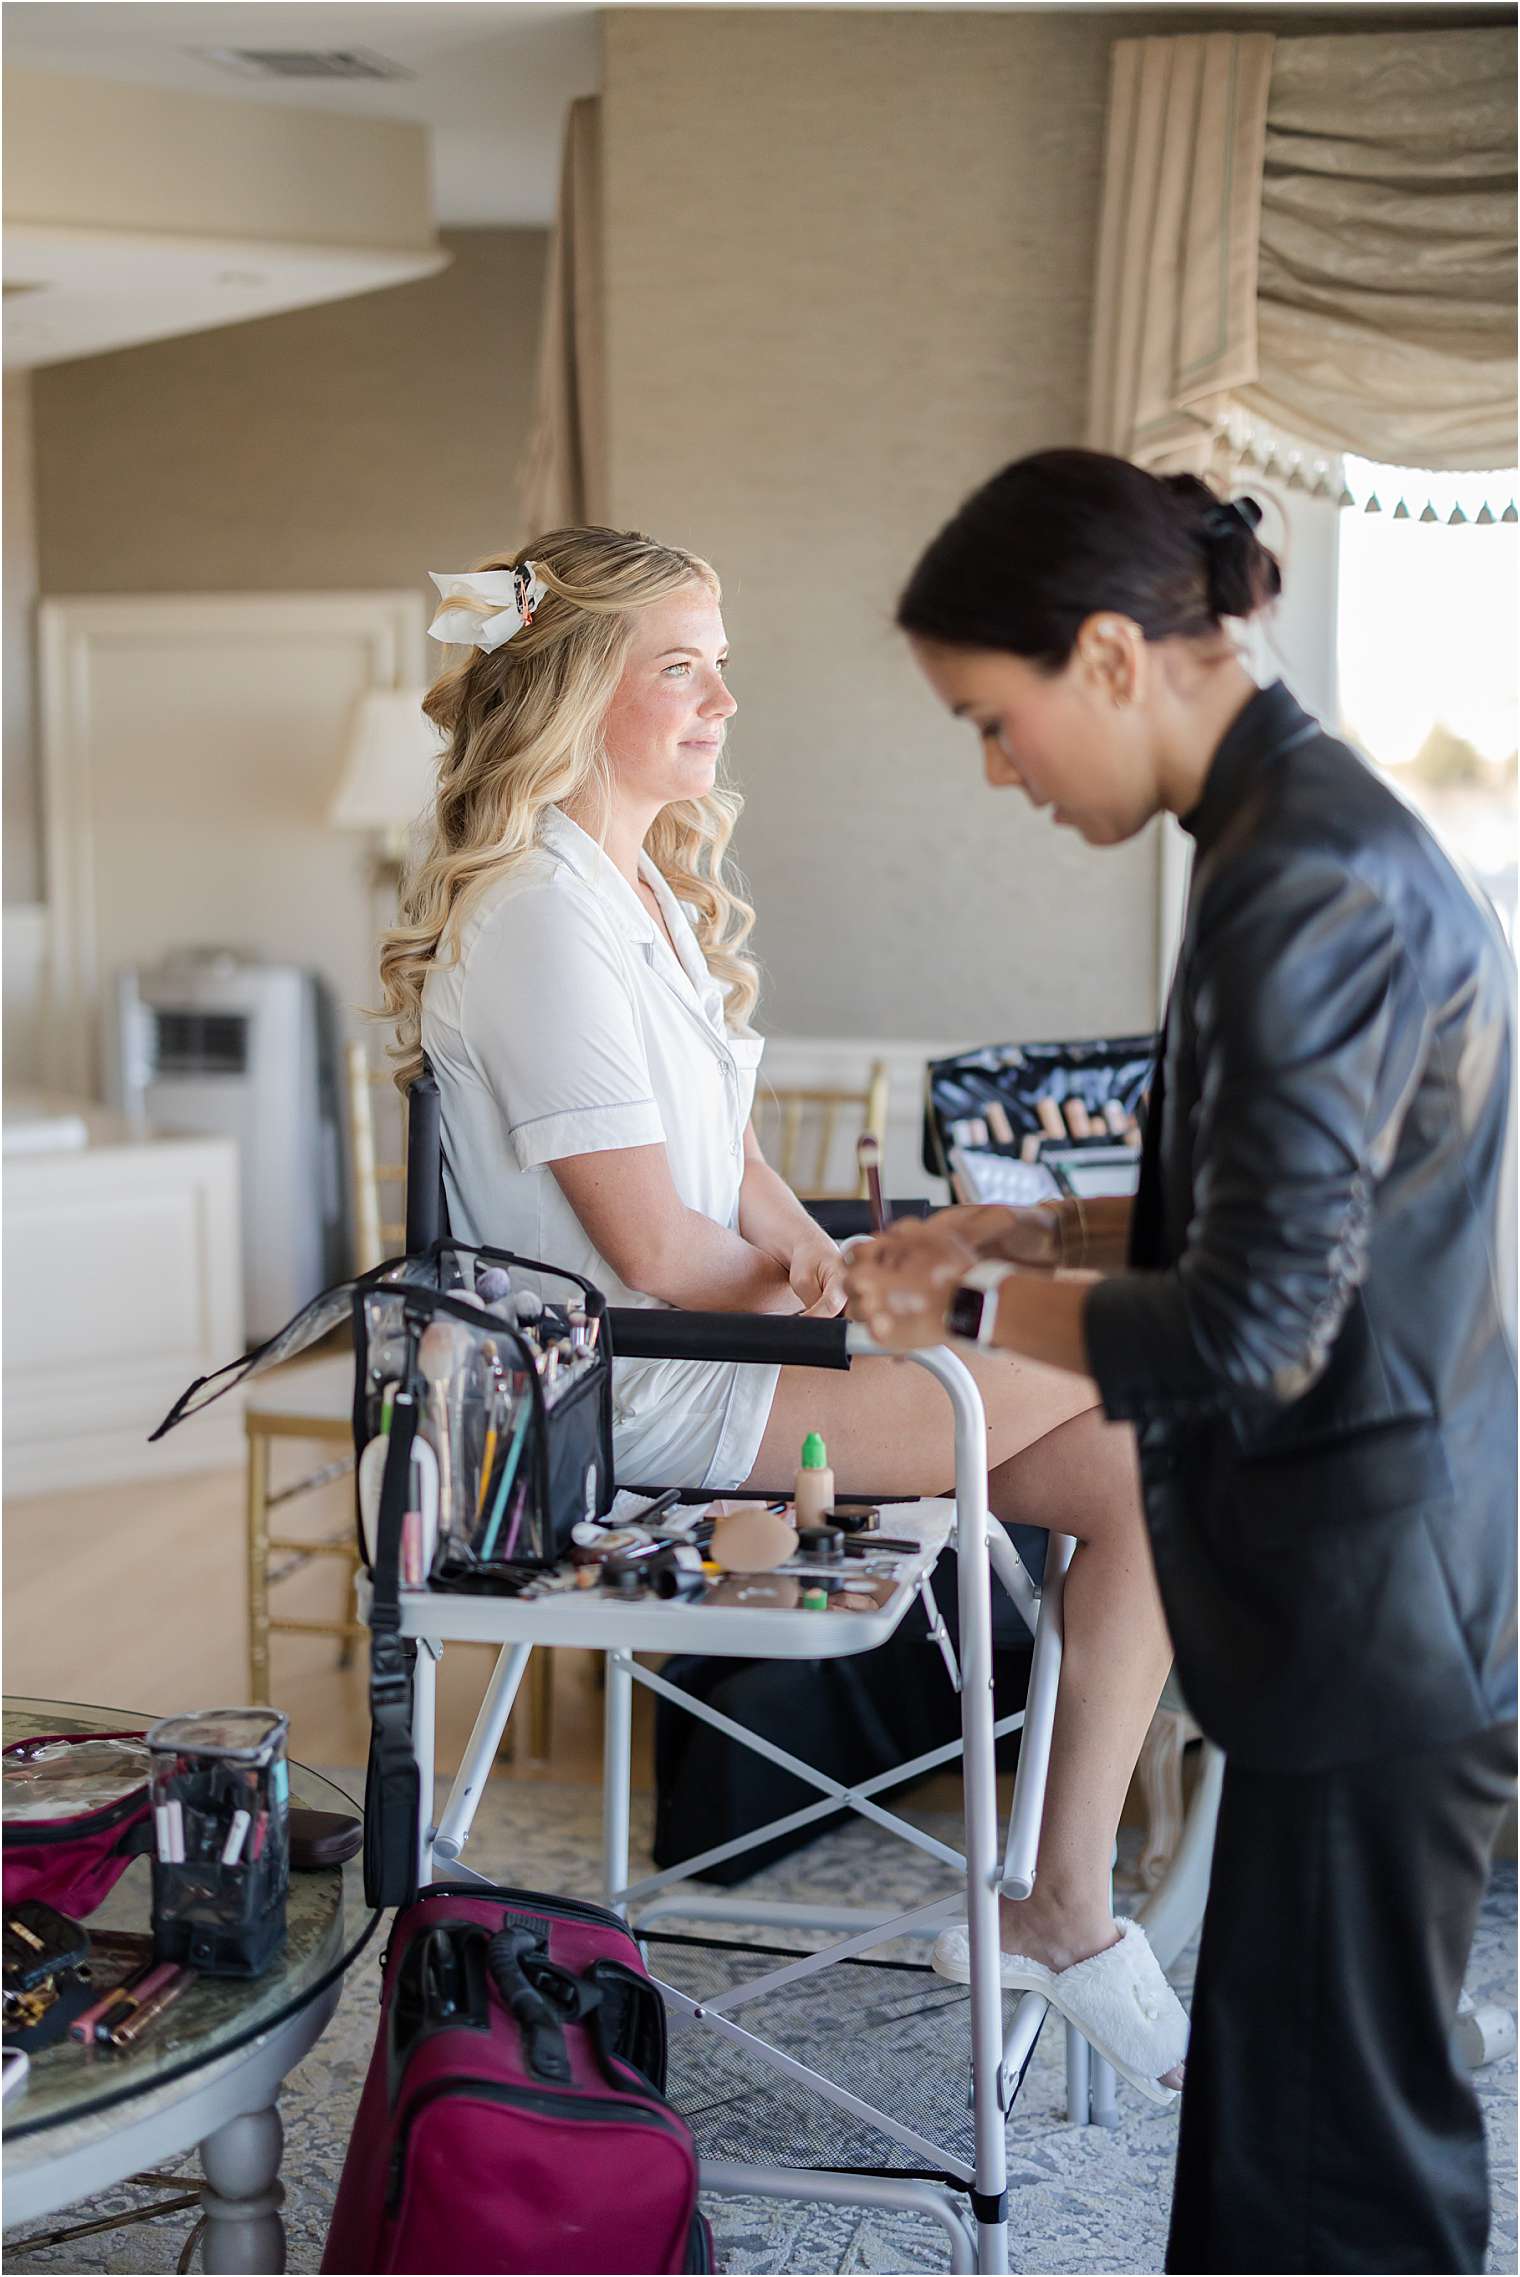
[107,1970,193,2049]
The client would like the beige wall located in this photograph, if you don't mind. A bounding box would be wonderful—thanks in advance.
[6,70,437,251]
[33,228,546,611]
[603,7,1160,1043]
[18,230,545,1087]
[601,6,1484,1042]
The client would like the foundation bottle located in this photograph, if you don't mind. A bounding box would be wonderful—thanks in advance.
[794,1432,835,1527]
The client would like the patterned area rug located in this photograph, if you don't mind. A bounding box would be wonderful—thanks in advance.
[7,1777,1515,2275]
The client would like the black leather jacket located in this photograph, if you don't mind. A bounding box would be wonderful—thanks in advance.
[1085,681,1517,1771]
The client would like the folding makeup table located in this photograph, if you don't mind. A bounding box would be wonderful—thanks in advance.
[365,1332,1122,2276]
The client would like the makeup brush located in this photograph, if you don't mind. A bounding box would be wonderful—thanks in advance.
[368,1335,407,1396]
[475,1336,507,1519]
[418,1320,466,1536]
[479,1391,533,1561]
[857,1134,889,1234]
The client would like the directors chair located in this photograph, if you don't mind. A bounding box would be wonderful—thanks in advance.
[365,1072,1229,2272]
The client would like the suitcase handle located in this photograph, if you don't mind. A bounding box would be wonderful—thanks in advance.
[487,1927,600,2084]
[586,1956,668,2095]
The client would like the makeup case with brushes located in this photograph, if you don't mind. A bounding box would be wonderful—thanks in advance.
[152,1238,616,1584]
[154,1239,616,1911]
[351,1240,614,1583]
[923,1032,1158,1204]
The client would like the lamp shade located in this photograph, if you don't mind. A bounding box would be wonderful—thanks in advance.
[329,690,445,832]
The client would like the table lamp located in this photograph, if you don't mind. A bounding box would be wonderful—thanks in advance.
[329,690,445,878]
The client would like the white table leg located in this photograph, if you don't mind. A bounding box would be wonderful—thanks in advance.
[603,1648,633,1913]
[1089,2052,1119,2128]
[412,1637,439,1886]
[1065,2021,1091,2124]
[434,1641,533,1865]
[198,2104,285,2274]
[1001,1535,1074,1900]
[907,1346,1009,2276]
[1455,1988,1516,2070]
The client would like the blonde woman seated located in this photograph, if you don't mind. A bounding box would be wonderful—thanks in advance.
[379,527,1187,2100]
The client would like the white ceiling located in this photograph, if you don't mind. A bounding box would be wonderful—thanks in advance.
[2,2,602,227]
[2,227,449,369]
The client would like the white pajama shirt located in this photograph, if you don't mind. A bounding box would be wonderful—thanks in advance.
[420,805,778,1490]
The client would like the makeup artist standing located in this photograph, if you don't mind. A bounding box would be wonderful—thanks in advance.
[847,450,1517,2276]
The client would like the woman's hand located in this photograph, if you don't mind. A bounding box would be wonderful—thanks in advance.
[921,1202,1065,1272]
[788,1231,850,1318]
[843,1217,980,1350]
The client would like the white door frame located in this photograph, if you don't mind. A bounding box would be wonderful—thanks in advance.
[37,590,421,1094]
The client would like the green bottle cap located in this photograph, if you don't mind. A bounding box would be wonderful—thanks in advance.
[803,1587,828,1612]
[801,1432,828,1469]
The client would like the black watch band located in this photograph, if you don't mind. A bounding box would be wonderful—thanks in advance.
[945,1263,1013,1347]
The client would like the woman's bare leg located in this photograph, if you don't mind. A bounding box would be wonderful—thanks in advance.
[742,1353,1181,2086]
[743,1347,1096,1494]
[984,1412,1181,2083]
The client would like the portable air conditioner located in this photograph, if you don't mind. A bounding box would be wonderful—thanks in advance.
[111,953,347,1343]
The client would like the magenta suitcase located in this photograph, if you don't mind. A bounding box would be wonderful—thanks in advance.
[322,1883,711,2275]
[2,1730,153,1917]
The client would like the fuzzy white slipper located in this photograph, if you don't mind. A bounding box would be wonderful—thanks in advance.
[930,1916,1188,2107]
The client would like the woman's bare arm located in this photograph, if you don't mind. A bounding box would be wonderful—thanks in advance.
[551,1143,799,1313]
[736,1125,827,1257]
[987,1194,1135,1274]
[738,1124,848,1315]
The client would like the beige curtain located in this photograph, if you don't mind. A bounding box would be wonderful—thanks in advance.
[518,97,606,535]
[1089,29,1518,476]
[1237,29,1517,471]
[1087,35,1276,473]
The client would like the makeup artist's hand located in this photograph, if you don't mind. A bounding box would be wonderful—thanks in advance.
[843,1217,977,1350]
[920,1203,1065,1272]
[788,1231,850,1317]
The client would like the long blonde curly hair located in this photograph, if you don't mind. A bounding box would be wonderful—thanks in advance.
[379,526,759,1091]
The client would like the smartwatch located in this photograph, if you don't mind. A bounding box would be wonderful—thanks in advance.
[944,1260,1014,1347]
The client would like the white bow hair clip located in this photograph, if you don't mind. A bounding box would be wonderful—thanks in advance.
[427,563,548,653]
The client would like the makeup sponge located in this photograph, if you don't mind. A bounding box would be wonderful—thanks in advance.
[710,1504,799,1573]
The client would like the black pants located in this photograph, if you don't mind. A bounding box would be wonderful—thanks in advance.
[1167,1722,1515,2276]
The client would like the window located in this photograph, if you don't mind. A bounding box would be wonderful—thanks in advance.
[1154,439,1516,1015]
[1337,458,1518,939]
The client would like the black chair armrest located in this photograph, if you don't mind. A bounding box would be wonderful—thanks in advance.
[606,1310,852,1371]
[803,1197,932,1241]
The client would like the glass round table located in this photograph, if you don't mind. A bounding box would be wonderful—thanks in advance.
[2,1698,376,2272]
